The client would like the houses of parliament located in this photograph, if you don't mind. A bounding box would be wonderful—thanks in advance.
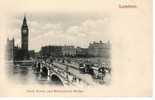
[6,16,33,61]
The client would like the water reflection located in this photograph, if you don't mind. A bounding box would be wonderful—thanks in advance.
[7,63,63,86]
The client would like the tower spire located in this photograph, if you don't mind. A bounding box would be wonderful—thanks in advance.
[21,14,29,59]
[23,15,27,24]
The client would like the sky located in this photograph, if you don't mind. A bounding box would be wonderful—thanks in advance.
[6,12,111,52]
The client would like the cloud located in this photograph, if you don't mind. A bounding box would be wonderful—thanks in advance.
[65,18,109,39]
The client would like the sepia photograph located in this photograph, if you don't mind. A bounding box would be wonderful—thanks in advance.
[5,13,111,86]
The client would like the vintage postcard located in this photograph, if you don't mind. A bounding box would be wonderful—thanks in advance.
[0,0,152,96]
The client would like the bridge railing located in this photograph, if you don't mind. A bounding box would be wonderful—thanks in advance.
[51,63,90,85]
[36,61,92,86]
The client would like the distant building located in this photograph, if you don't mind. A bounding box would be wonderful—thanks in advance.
[88,40,111,58]
[13,46,23,61]
[40,45,77,58]
[40,40,111,58]
[6,38,24,61]
[6,38,15,60]
[62,46,76,57]
[76,47,88,57]
[40,46,63,58]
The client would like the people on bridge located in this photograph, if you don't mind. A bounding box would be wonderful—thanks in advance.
[36,62,41,72]
[41,66,48,79]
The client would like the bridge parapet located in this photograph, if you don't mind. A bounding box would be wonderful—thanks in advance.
[50,63,92,86]
[34,60,95,86]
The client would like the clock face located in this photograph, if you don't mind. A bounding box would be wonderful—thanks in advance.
[23,29,27,34]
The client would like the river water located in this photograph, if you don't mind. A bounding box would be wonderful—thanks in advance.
[6,63,63,86]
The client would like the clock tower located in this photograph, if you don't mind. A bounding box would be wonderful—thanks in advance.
[21,16,29,59]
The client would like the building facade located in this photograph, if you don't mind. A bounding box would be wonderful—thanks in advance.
[76,47,88,57]
[61,46,76,57]
[6,38,15,60]
[40,40,111,58]
[40,45,76,58]
[40,46,63,58]
[88,41,111,58]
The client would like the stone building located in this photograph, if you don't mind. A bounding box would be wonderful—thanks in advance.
[40,46,63,58]
[6,16,30,61]
[76,47,88,57]
[6,38,15,60]
[6,38,23,61]
[40,45,76,58]
[88,40,111,58]
[40,40,111,58]
[61,46,76,57]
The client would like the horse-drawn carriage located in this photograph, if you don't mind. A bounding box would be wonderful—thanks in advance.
[79,62,111,79]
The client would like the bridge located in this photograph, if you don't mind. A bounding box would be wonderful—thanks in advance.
[34,61,96,86]
[7,59,108,86]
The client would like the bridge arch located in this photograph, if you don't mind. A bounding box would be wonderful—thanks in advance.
[50,74,64,86]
